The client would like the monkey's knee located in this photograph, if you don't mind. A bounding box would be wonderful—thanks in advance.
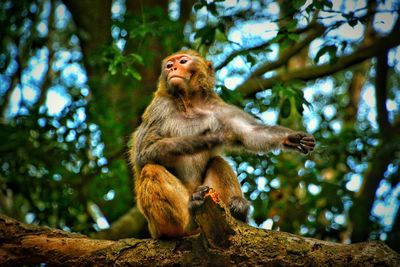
[229,196,250,222]
[203,156,243,204]
[136,164,191,238]
[202,158,249,222]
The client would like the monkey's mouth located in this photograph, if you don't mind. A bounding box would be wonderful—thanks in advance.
[169,75,185,80]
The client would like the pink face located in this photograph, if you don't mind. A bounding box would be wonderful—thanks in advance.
[164,54,194,88]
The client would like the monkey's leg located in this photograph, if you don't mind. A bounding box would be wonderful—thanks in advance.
[202,156,250,222]
[136,164,192,239]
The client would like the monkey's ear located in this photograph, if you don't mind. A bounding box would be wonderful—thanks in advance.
[206,60,215,75]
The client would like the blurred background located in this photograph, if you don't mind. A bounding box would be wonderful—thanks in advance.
[0,0,399,251]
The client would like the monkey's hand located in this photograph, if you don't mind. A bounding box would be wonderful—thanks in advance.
[189,185,211,214]
[283,132,315,154]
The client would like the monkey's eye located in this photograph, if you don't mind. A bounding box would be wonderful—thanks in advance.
[166,62,173,69]
[179,58,188,64]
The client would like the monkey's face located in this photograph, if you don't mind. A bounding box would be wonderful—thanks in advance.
[158,50,215,95]
[164,54,195,90]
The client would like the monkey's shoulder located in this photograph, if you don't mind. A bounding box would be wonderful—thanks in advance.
[141,97,174,122]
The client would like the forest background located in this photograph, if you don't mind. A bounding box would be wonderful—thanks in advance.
[0,0,399,253]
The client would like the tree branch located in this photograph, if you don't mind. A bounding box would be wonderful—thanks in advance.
[214,18,320,71]
[349,134,400,243]
[35,0,56,109]
[214,41,273,71]
[62,0,112,77]
[179,0,196,23]
[193,189,236,248]
[0,58,21,118]
[375,49,391,136]
[251,24,325,77]
[236,28,400,98]
[343,1,377,123]
[91,207,148,240]
[1,193,399,266]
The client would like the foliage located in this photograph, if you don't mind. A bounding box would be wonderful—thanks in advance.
[0,103,129,232]
[0,0,399,251]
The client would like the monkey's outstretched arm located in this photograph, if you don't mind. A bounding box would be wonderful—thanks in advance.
[218,104,315,154]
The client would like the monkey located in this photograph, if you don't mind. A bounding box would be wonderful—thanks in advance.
[129,49,315,239]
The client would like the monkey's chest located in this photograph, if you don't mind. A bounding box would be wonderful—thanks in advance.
[161,111,219,137]
[159,111,220,192]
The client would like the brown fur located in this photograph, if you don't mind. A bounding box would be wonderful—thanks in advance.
[130,50,315,239]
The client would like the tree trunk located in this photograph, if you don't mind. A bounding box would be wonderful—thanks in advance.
[350,49,397,243]
[1,192,399,266]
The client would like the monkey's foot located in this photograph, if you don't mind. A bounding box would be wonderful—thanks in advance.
[228,196,250,222]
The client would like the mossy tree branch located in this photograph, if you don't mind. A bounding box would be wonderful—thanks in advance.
[1,193,399,266]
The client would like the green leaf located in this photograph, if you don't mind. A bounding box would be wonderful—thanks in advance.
[306,4,315,13]
[288,33,300,42]
[215,28,228,42]
[293,0,307,9]
[246,54,256,67]
[286,20,298,31]
[108,65,117,75]
[281,98,291,118]
[194,0,207,11]
[194,26,216,46]
[295,98,304,114]
[272,83,284,92]
[128,53,144,65]
[219,86,244,103]
[348,19,358,27]
[193,3,203,11]
[312,0,324,9]
[270,95,280,107]
[314,45,337,63]
[207,2,218,16]
[340,41,348,52]
[124,68,142,81]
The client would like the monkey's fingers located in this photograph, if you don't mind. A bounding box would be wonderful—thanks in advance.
[300,140,315,147]
[287,134,302,143]
[190,187,207,213]
[300,138,315,143]
[283,142,299,149]
[192,185,210,200]
[189,186,215,213]
[297,145,309,154]
[301,144,315,152]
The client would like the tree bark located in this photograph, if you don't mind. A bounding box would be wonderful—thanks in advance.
[91,207,148,240]
[387,207,400,253]
[1,193,399,266]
